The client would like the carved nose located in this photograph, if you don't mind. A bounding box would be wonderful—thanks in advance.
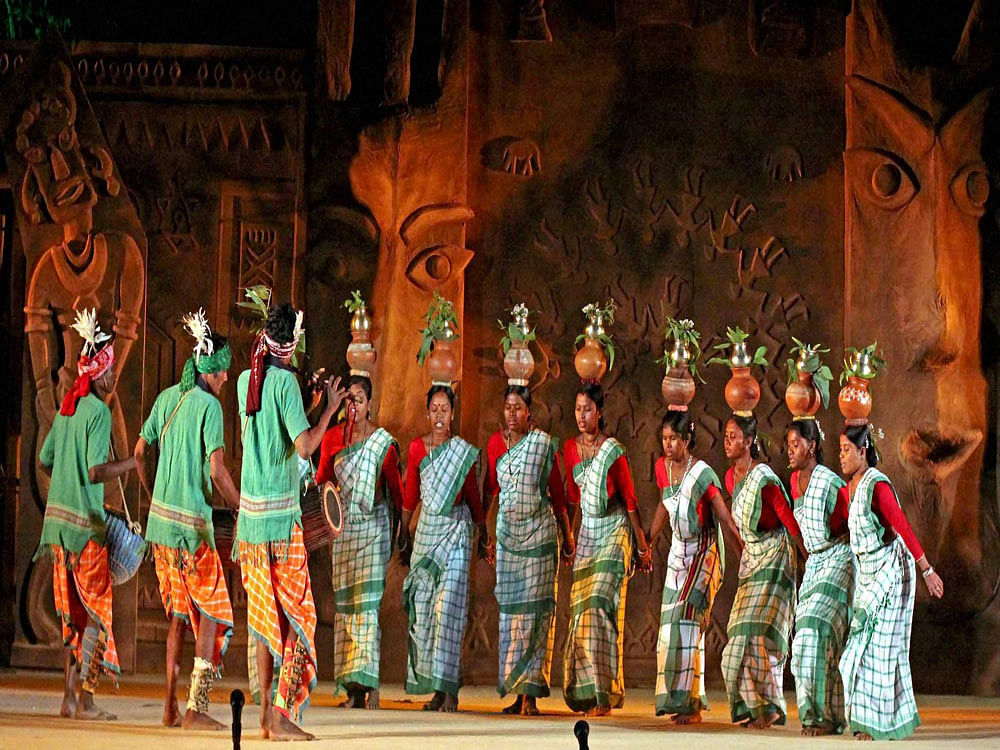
[49,147,70,181]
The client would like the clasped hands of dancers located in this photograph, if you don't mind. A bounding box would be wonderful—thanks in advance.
[35,292,942,742]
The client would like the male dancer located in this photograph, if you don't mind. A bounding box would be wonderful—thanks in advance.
[36,308,134,720]
[134,309,240,729]
[237,300,344,741]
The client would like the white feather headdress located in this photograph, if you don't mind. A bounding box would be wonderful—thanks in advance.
[181,308,214,362]
[71,308,111,356]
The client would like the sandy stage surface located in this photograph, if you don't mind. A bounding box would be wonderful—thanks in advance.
[0,671,998,748]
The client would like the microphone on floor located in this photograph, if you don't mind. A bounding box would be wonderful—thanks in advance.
[574,719,590,750]
[230,688,245,750]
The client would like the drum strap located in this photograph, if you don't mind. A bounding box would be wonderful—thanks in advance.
[161,390,193,443]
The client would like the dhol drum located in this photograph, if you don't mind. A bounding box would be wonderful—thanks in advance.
[212,509,238,569]
[300,480,343,552]
[104,507,146,585]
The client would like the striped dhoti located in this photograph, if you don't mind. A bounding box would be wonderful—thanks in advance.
[152,542,234,673]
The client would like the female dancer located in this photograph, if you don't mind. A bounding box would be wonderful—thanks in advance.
[315,375,403,710]
[562,383,652,716]
[483,385,575,716]
[838,425,943,740]
[720,414,807,729]
[646,410,743,723]
[787,419,852,736]
[398,385,490,713]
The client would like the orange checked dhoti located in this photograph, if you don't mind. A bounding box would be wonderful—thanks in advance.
[238,524,317,721]
[153,542,235,671]
[51,541,120,688]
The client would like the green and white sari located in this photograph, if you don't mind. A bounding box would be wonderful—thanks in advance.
[790,464,852,732]
[721,463,796,724]
[330,427,397,694]
[839,468,920,740]
[655,459,723,716]
[563,438,634,712]
[402,436,478,696]
[495,429,560,699]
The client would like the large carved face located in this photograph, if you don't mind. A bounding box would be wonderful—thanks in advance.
[14,62,118,239]
[845,75,990,566]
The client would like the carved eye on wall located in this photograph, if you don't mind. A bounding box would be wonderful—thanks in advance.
[845,147,919,212]
[950,162,989,218]
[406,243,474,292]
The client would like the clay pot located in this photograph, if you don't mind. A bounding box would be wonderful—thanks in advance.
[428,336,460,385]
[785,370,821,418]
[574,336,607,382]
[503,339,534,386]
[838,375,872,425]
[662,366,695,410]
[725,367,760,416]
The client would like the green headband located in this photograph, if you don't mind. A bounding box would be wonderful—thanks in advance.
[179,343,232,394]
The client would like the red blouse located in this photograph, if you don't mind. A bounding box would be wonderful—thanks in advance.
[654,457,722,528]
[562,438,639,512]
[870,480,925,560]
[402,437,484,523]
[725,466,802,537]
[314,423,403,509]
[483,431,568,514]
[789,469,849,538]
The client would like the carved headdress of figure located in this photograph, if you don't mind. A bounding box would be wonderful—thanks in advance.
[179,308,232,394]
[14,60,119,239]
[60,307,114,416]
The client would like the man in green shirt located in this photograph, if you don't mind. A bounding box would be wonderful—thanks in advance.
[134,310,240,731]
[36,308,134,721]
[238,300,344,742]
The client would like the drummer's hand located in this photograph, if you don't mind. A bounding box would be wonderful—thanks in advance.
[396,533,412,567]
[325,376,347,413]
[560,536,576,568]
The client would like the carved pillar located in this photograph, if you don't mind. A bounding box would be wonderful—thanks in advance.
[317,0,355,100]
[0,40,147,671]
[511,1,552,42]
[845,1,993,601]
[384,0,418,106]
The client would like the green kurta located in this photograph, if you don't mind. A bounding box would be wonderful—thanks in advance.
[36,392,112,556]
[236,366,311,547]
[140,383,226,553]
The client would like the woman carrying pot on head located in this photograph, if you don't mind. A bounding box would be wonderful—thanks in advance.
[838,422,942,741]
[483,381,576,716]
[720,412,808,729]
[785,417,852,736]
[314,367,402,710]
[561,380,653,717]
[646,409,743,724]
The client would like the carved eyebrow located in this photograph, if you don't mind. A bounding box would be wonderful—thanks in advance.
[847,75,934,155]
[399,203,474,245]
[940,88,992,154]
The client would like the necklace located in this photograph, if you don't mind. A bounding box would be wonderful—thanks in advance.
[733,459,756,488]
[502,429,527,483]
[578,434,603,462]
[668,455,695,489]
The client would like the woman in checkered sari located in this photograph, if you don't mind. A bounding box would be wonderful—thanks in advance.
[720,414,808,729]
[562,384,653,716]
[838,424,943,741]
[646,410,743,723]
[315,375,403,710]
[398,385,491,713]
[484,385,576,715]
[786,418,852,736]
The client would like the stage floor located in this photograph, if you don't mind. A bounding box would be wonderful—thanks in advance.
[0,671,998,748]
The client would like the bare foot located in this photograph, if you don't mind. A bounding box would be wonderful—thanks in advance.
[856,733,873,742]
[260,706,272,739]
[801,725,832,737]
[745,713,779,730]
[366,689,380,710]
[339,690,362,708]
[182,709,226,731]
[74,693,117,721]
[672,711,702,725]
[268,710,315,741]
[60,690,77,718]
[439,693,458,713]
[162,695,182,727]
[502,696,523,715]
[423,692,444,711]
[585,705,611,717]
[521,697,539,716]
